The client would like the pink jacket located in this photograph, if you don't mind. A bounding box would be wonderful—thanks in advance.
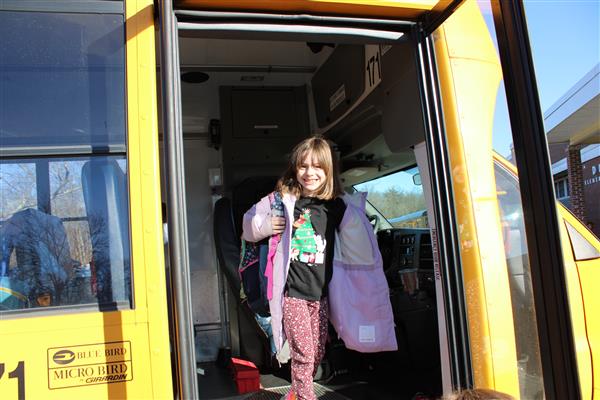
[242,192,397,356]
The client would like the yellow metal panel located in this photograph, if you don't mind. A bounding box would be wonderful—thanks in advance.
[1,2,173,399]
[433,15,493,391]
[0,313,151,399]
[435,0,519,396]
[576,256,600,398]
[559,207,600,399]
[175,0,436,19]
[126,0,174,398]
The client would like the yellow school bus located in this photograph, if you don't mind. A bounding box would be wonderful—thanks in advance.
[0,1,598,399]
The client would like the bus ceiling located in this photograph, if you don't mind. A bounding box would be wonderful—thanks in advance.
[172,0,465,35]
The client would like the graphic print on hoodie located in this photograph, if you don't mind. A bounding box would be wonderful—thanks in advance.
[285,196,346,301]
[291,208,326,265]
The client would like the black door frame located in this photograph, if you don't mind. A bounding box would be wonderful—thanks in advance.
[415,28,473,391]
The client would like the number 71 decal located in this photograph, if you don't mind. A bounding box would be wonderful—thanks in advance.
[0,361,25,400]
[365,45,382,94]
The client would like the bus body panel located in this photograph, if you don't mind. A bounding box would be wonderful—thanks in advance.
[125,0,175,398]
[0,0,173,399]
[435,1,520,395]
[574,257,600,398]
[558,212,594,399]
[433,20,495,391]
[559,205,600,398]
[0,316,152,399]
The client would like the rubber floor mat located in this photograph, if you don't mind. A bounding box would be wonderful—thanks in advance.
[243,383,351,400]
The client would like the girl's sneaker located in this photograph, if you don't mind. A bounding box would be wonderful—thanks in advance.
[280,391,296,400]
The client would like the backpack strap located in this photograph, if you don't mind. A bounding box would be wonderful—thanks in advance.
[265,192,283,300]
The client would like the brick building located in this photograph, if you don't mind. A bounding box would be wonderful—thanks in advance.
[545,64,600,238]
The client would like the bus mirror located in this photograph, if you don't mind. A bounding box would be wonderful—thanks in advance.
[412,173,422,186]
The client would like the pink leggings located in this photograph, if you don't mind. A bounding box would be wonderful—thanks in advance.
[283,296,329,400]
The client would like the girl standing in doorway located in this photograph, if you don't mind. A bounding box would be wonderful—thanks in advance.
[243,136,396,400]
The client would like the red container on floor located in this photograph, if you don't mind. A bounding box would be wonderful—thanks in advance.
[229,357,260,394]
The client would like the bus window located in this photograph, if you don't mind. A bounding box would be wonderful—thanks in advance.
[0,11,126,149]
[354,166,428,229]
[0,156,130,312]
[0,10,131,313]
[564,221,600,261]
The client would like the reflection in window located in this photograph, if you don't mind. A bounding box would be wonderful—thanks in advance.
[554,176,570,202]
[0,163,37,218]
[495,161,544,399]
[0,157,130,312]
[354,166,428,228]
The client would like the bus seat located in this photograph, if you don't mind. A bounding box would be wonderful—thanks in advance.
[1,208,71,306]
[81,159,130,306]
[213,176,278,369]
[213,197,241,295]
[231,176,279,237]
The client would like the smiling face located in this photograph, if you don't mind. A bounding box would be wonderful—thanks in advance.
[296,151,327,197]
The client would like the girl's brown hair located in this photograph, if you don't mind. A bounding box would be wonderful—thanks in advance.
[276,135,343,200]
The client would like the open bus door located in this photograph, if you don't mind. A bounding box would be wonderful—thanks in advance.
[159,0,469,398]
[428,2,585,399]
[159,2,469,399]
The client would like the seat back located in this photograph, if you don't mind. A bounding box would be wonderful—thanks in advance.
[212,177,278,369]
[213,197,241,295]
[213,176,278,300]
[231,176,279,237]
[81,159,130,305]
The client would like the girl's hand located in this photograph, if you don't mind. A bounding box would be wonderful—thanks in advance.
[271,216,286,234]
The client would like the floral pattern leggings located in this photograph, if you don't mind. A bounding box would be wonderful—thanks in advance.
[283,296,329,400]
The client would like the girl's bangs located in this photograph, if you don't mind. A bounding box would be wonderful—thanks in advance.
[296,143,331,170]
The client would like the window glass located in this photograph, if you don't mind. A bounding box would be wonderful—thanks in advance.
[477,2,600,238]
[0,162,37,215]
[50,160,88,218]
[494,160,544,399]
[354,166,428,228]
[0,156,131,312]
[554,177,570,204]
[0,11,125,149]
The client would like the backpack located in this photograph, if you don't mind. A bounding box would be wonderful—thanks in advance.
[238,238,269,317]
[238,191,284,317]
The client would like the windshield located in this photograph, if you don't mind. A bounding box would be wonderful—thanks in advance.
[354,166,428,228]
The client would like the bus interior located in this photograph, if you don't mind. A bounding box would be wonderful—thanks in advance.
[167,26,446,400]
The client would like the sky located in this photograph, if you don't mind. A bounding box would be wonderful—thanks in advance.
[478,0,600,157]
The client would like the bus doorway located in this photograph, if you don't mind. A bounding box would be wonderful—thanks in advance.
[165,21,451,400]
